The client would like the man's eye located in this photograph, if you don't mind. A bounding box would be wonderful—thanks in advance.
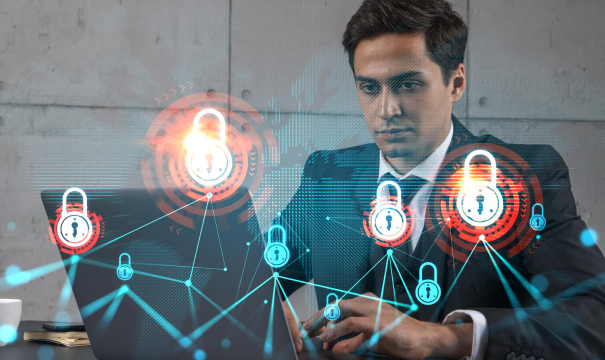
[360,84,379,95]
[398,82,419,91]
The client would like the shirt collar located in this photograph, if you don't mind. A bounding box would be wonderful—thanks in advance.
[377,121,454,184]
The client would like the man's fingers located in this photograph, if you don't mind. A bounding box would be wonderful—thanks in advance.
[318,317,372,343]
[303,296,372,333]
[302,308,331,333]
[304,324,325,339]
[331,333,366,353]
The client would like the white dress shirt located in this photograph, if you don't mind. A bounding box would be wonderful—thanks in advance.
[377,122,488,360]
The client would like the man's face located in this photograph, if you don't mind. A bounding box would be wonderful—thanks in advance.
[354,33,463,163]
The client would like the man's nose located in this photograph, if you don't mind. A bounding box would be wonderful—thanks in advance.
[377,91,403,121]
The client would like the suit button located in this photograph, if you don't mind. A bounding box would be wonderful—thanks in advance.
[395,284,405,294]
[506,352,516,360]
[515,356,526,360]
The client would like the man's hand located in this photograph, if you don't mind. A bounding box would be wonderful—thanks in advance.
[282,302,303,352]
[302,293,473,360]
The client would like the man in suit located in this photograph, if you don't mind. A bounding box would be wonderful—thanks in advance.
[274,0,605,359]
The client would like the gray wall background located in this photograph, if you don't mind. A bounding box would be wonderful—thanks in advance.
[0,0,604,322]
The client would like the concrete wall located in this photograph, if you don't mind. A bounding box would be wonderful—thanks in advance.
[0,0,603,323]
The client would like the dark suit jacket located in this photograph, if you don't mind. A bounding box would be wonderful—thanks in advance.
[275,116,605,359]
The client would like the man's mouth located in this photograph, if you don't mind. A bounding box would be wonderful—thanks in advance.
[376,128,414,140]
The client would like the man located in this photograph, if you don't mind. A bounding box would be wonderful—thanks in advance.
[274,0,605,359]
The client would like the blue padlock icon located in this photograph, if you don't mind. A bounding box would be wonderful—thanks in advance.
[530,203,546,231]
[324,293,341,321]
[264,225,290,268]
[415,262,441,306]
[117,253,133,281]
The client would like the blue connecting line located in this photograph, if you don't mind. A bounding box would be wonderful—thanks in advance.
[187,275,275,342]
[372,253,391,346]
[78,258,185,284]
[210,201,227,269]
[58,260,78,309]
[278,275,412,309]
[483,240,553,309]
[235,243,251,302]
[276,278,321,359]
[361,307,415,351]
[126,290,196,350]
[0,258,72,291]
[190,200,210,281]
[482,240,528,320]
[389,255,416,305]
[95,290,127,336]
[391,255,419,282]
[430,240,480,323]
[338,254,387,302]
[80,288,122,319]
[86,194,208,256]
[187,287,200,330]
[189,285,264,346]
[264,278,277,357]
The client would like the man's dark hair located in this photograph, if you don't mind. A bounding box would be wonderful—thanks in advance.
[342,0,468,85]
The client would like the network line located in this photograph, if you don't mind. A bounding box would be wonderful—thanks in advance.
[189,199,210,281]
[482,240,552,309]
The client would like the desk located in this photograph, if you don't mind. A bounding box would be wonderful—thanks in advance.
[0,321,411,360]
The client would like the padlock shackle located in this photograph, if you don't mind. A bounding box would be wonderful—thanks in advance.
[62,187,88,217]
[192,108,227,145]
[532,203,544,216]
[463,150,497,187]
[119,253,131,266]
[418,262,438,282]
[268,224,287,244]
[376,180,402,208]
[326,293,339,305]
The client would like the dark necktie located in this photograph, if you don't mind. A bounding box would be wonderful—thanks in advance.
[370,173,428,300]
[377,172,428,254]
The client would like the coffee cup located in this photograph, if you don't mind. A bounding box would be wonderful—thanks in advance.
[0,299,22,346]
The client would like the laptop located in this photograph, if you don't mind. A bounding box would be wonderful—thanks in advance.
[41,187,297,360]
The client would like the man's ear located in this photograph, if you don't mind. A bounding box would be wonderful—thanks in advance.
[450,63,466,103]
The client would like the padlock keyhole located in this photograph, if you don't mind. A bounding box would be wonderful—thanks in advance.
[426,285,431,299]
[385,211,393,231]
[274,249,280,261]
[205,151,214,174]
[71,220,79,238]
[476,192,485,215]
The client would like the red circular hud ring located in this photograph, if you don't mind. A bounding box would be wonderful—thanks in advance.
[426,144,543,260]
[141,92,277,228]
[48,203,103,255]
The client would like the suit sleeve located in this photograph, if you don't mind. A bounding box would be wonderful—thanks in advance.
[476,145,605,359]
[271,152,320,298]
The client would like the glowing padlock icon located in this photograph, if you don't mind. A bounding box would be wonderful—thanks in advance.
[530,203,546,231]
[415,262,441,306]
[185,108,233,186]
[456,150,504,227]
[117,253,133,281]
[264,225,290,268]
[371,181,407,241]
[324,293,341,321]
[56,187,93,247]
